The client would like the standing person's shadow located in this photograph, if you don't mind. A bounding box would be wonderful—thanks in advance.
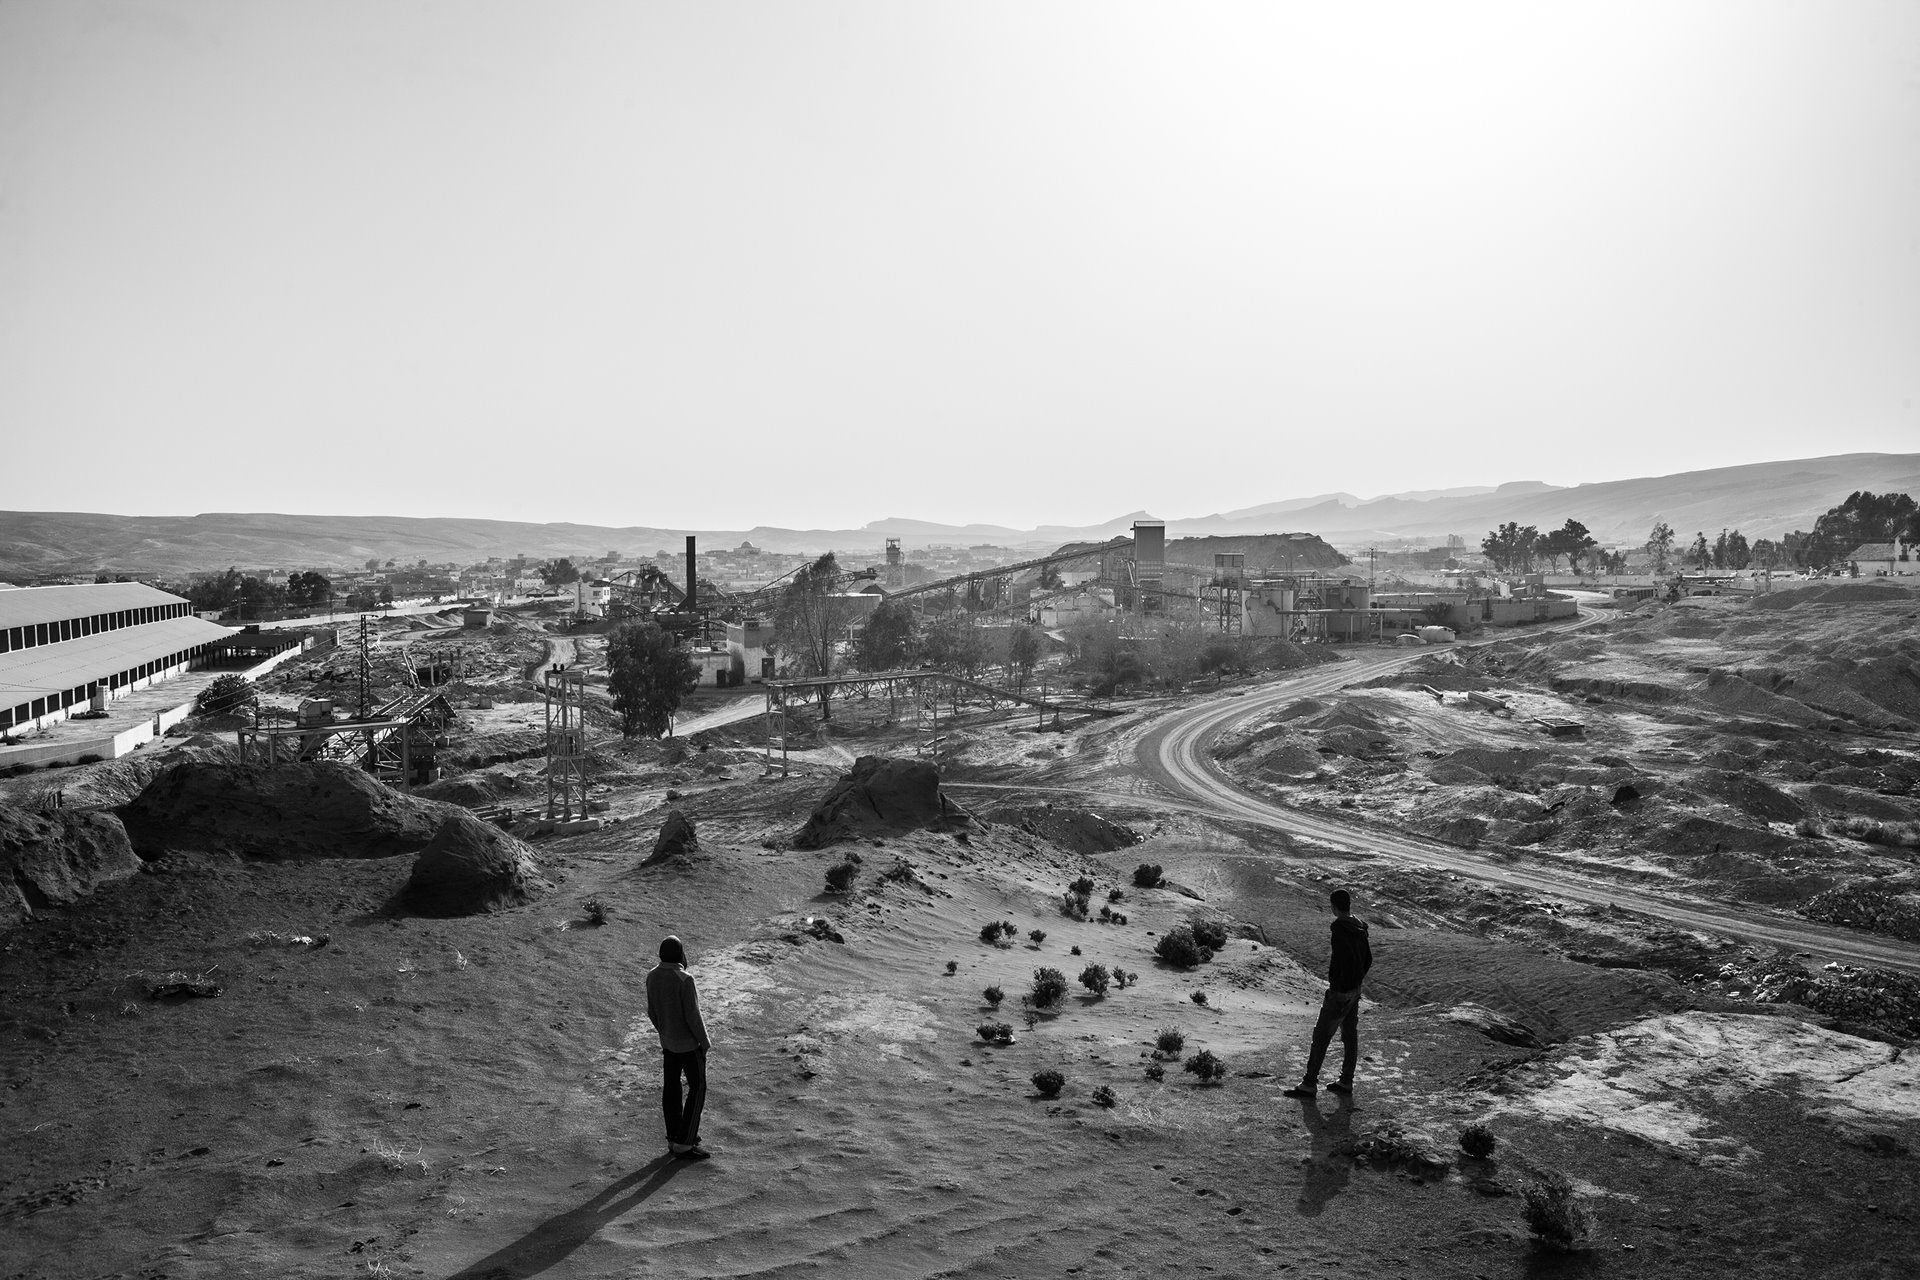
[1292,1094,1354,1217]
[446,1154,686,1279]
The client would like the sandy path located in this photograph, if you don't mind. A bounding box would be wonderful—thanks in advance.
[675,695,767,737]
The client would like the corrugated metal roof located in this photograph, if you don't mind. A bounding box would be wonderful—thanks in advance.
[0,582,189,630]
[0,615,234,701]
[1847,543,1900,560]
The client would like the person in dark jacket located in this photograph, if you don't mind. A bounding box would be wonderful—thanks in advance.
[1284,889,1372,1099]
[645,935,713,1160]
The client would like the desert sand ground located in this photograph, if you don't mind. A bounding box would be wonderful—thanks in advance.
[5,589,1919,1279]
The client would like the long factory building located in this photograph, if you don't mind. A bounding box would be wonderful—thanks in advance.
[0,583,235,732]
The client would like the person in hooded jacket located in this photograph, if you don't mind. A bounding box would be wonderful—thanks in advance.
[1284,889,1372,1099]
[646,935,712,1160]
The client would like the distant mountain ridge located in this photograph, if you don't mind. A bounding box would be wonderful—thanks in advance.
[1,453,1914,577]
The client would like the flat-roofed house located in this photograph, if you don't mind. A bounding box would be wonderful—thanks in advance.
[0,583,233,732]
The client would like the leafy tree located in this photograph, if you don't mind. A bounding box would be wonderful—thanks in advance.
[365,558,382,571]
[1480,522,1541,574]
[922,613,988,680]
[1781,530,1812,570]
[194,673,256,718]
[1038,563,1064,590]
[1687,532,1712,569]
[1540,519,1597,573]
[1006,625,1041,690]
[772,553,846,718]
[1724,530,1750,570]
[853,599,920,671]
[1646,521,1676,574]
[606,621,700,737]
[288,571,331,606]
[1807,491,1918,569]
[1749,537,1778,569]
[540,557,581,587]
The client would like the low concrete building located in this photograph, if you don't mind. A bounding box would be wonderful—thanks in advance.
[727,618,771,682]
[1846,539,1911,576]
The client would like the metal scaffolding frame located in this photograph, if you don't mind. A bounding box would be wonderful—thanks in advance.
[543,667,591,820]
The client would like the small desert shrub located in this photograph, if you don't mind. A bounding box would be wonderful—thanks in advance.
[1459,1123,1497,1159]
[825,862,859,892]
[1795,817,1827,839]
[1031,1068,1065,1098]
[1028,928,1047,946]
[581,897,608,926]
[1190,917,1229,951]
[1069,876,1096,897]
[881,859,917,883]
[1154,1028,1185,1055]
[1132,863,1163,888]
[1190,990,1209,1006]
[1091,1084,1116,1108]
[984,985,1005,1006]
[1069,944,1082,956]
[1112,968,1135,990]
[1838,816,1920,848]
[75,753,103,766]
[1154,925,1207,968]
[1522,1170,1594,1252]
[1029,967,1069,1009]
[1060,891,1090,920]
[1183,1049,1227,1083]
[980,921,1014,946]
[1078,963,1111,997]
[977,1021,1014,1046]
[1144,1062,1165,1081]
[945,960,958,975]
[1107,887,1125,902]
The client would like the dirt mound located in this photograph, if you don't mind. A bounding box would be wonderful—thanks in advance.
[1644,815,1795,859]
[399,811,548,917]
[1697,669,1831,727]
[36,747,230,811]
[415,769,525,809]
[793,756,970,849]
[119,759,452,860]
[645,810,698,865]
[987,805,1140,854]
[1428,746,1566,785]
[0,805,142,930]
[1752,581,1919,610]
[1801,882,1920,943]
[457,730,546,768]
[1805,784,1919,824]
[1693,772,1806,824]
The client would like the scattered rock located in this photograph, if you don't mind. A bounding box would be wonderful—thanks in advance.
[987,805,1140,854]
[399,810,549,917]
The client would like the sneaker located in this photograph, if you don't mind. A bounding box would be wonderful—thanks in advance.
[674,1145,713,1161]
[1281,1085,1316,1099]
[1326,1082,1352,1096]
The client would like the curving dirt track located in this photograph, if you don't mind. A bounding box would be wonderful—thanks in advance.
[1124,611,1920,975]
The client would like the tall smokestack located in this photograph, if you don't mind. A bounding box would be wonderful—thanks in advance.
[685,535,697,610]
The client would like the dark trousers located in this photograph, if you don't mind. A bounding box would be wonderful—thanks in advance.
[1302,988,1360,1086]
[661,1048,707,1147]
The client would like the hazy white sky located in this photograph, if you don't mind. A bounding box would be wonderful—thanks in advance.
[2,1,1915,531]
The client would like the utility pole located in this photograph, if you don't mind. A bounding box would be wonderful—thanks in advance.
[357,615,372,720]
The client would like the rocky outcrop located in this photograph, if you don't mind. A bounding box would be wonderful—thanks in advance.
[988,805,1139,855]
[118,759,452,860]
[0,805,142,930]
[793,756,969,850]
[400,810,548,917]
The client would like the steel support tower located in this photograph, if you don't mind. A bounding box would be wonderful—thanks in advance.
[543,666,590,821]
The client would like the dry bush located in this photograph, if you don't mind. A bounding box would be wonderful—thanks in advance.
[1078,963,1111,997]
[1133,863,1164,888]
[1182,1049,1227,1083]
[1189,916,1230,951]
[825,862,858,892]
[977,1021,1015,1046]
[1031,1068,1065,1098]
[1522,1170,1594,1251]
[1459,1123,1497,1159]
[1154,925,1206,968]
[1154,1027,1186,1056]
[1091,1084,1117,1108]
[984,985,1005,1006]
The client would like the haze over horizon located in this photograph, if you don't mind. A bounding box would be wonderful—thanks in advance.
[3,2,1916,531]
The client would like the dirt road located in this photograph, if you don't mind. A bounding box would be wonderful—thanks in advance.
[1129,618,1920,974]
